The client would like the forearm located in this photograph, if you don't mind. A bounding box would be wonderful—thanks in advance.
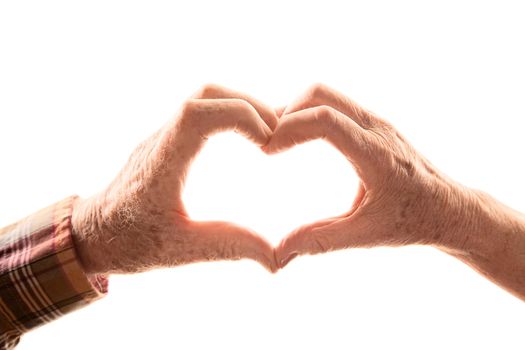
[71,196,108,275]
[439,189,525,301]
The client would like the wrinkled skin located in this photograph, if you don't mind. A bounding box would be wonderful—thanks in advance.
[265,84,480,260]
[72,83,525,301]
[72,85,279,274]
[267,84,525,301]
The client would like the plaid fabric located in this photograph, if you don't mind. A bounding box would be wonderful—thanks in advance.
[0,196,108,349]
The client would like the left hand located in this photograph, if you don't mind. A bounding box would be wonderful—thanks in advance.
[72,84,279,274]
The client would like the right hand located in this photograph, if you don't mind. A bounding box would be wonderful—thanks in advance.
[267,83,525,300]
[265,84,485,266]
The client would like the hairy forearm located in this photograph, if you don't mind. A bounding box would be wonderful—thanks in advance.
[72,197,107,275]
[439,189,525,301]
[71,195,166,275]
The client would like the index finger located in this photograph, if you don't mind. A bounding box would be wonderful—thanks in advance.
[193,84,279,131]
[158,98,273,201]
[283,83,385,129]
[264,105,376,179]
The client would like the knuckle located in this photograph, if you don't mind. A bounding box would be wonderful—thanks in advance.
[177,99,204,131]
[307,83,329,101]
[375,117,392,131]
[311,230,330,253]
[221,238,241,260]
[379,118,398,135]
[231,98,255,113]
[194,83,222,98]
[229,100,259,125]
[179,99,197,118]
[315,105,336,126]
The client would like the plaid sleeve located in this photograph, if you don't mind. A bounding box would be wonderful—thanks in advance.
[0,196,108,350]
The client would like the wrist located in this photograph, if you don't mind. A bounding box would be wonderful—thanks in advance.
[71,197,109,275]
[437,186,525,260]
[436,187,525,299]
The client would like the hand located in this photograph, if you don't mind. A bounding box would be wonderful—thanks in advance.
[266,83,477,263]
[265,84,525,301]
[72,85,279,274]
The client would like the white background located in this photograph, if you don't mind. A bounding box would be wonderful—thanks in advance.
[1,0,525,349]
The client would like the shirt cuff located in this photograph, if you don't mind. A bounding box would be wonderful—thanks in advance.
[0,196,108,344]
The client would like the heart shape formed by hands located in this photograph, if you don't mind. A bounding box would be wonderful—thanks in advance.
[74,83,455,276]
[173,83,441,270]
[182,132,360,249]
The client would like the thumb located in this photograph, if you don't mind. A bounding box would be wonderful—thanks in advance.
[188,221,277,273]
[276,212,379,268]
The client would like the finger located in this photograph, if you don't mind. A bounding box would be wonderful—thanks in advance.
[263,105,375,177]
[275,217,341,268]
[192,84,279,130]
[159,98,272,210]
[275,105,287,118]
[276,173,368,268]
[188,221,277,273]
[175,97,272,153]
[276,212,379,268]
[283,83,385,129]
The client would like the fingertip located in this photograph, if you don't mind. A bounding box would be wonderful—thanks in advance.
[275,106,287,119]
[263,123,273,139]
[260,137,282,155]
[271,249,279,273]
[274,237,295,268]
[260,142,275,155]
[249,235,278,273]
[279,252,298,269]
[265,259,279,274]
[244,101,273,143]
[245,115,272,147]
[261,124,293,155]
[266,113,279,132]
[254,257,276,273]
[247,99,278,132]
[252,239,275,272]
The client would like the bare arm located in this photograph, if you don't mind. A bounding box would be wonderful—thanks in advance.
[440,190,525,299]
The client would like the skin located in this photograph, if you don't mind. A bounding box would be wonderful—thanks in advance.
[71,84,279,274]
[72,83,525,301]
[265,83,525,301]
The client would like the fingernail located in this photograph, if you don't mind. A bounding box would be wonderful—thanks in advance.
[280,252,298,268]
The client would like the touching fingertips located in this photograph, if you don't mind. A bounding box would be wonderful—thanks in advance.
[260,139,278,154]
[279,252,298,269]
[247,126,272,147]
[274,106,287,119]
[266,114,279,131]
[267,259,279,274]
[263,125,273,140]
